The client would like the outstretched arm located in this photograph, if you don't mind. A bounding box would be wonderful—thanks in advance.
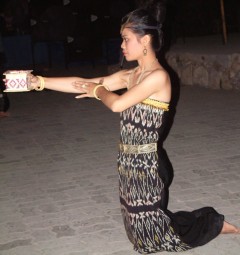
[34,76,86,93]
[30,69,129,94]
[74,69,171,112]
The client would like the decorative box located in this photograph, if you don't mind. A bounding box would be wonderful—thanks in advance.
[3,70,33,92]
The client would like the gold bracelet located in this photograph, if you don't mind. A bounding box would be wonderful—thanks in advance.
[35,76,45,91]
[93,84,109,100]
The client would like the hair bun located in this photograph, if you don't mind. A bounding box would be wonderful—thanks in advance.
[138,0,166,24]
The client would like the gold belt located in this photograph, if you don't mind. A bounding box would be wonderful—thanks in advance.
[119,143,157,154]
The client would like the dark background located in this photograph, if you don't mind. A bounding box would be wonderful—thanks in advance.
[0,0,239,69]
[1,0,239,37]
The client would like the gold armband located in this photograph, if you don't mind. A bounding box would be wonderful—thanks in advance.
[93,84,109,100]
[35,76,45,91]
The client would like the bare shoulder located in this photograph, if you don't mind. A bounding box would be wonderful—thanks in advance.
[145,68,171,89]
[150,68,170,83]
[145,68,171,102]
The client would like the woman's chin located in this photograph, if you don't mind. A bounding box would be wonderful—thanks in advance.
[124,56,134,62]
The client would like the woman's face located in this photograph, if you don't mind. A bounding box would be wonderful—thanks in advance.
[121,27,143,61]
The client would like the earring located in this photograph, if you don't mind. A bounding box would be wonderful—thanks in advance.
[143,47,147,56]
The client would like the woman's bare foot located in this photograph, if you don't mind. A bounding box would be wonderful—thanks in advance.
[221,221,240,234]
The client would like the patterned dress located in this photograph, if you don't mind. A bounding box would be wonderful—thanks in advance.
[117,98,224,254]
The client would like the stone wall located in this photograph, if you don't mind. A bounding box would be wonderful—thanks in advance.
[108,42,240,91]
[166,52,240,90]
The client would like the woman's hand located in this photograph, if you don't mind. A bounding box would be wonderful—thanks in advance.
[3,74,43,91]
[29,75,41,90]
[73,81,98,99]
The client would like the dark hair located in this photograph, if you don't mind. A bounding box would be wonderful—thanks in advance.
[121,0,166,52]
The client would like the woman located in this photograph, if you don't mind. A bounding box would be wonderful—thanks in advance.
[29,1,239,253]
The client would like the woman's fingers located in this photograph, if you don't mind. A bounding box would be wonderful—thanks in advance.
[30,75,38,83]
[73,81,96,98]
[75,94,89,99]
[27,75,41,90]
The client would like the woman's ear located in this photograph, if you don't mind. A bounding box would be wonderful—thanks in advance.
[141,34,151,47]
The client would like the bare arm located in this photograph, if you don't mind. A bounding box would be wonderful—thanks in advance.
[43,76,86,93]
[31,69,129,93]
[76,69,171,112]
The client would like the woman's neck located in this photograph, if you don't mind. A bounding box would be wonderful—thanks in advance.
[137,49,158,69]
[137,57,158,72]
[134,57,159,85]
